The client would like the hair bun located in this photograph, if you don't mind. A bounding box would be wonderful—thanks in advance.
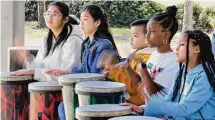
[165,5,178,17]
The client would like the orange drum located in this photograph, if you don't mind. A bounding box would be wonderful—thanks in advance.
[28,81,62,120]
[0,72,33,120]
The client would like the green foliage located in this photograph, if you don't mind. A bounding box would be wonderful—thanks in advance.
[192,3,204,30]
[204,6,215,29]
[176,3,184,31]
[139,1,165,19]
[25,1,38,21]
[25,1,215,30]
[176,2,215,31]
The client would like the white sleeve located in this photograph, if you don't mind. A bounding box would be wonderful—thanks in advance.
[60,35,82,72]
[24,37,47,81]
[25,38,45,69]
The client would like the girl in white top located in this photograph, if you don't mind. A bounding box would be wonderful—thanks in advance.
[11,1,82,81]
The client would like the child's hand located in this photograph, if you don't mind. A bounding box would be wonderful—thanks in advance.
[137,83,152,103]
[102,65,113,75]
[10,69,34,76]
[143,87,151,104]
[120,102,144,114]
[46,69,69,77]
[112,61,130,69]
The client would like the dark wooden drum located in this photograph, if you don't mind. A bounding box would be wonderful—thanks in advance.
[0,72,33,120]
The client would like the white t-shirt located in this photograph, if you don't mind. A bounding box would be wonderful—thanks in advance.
[146,50,179,97]
[26,34,83,81]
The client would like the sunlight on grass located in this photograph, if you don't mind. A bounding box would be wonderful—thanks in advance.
[25,21,48,40]
[25,21,130,43]
[110,28,130,35]
[25,21,180,44]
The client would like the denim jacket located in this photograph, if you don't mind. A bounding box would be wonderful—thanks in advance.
[72,33,116,73]
[144,64,215,120]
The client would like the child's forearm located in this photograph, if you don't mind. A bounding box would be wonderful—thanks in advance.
[126,66,141,85]
[140,68,159,94]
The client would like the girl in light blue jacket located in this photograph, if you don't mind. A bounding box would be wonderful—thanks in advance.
[123,30,215,120]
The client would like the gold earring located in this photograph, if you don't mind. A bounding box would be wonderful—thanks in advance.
[163,39,167,44]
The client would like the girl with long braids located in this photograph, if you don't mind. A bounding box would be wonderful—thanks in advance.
[124,30,215,119]
[11,1,82,81]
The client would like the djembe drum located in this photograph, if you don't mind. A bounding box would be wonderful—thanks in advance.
[28,81,62,120]
[75,81,126,106]
[76,104,131,120]
[58,73,106,120]
[109,116,162,120]
[0,72,33,120]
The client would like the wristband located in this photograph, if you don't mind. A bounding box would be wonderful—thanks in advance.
[141,62,147,68]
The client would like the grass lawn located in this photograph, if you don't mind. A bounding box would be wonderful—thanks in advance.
[25,21,130,43]
[25,21,48,40]
[25,21,180,43]
[110,27,130,35]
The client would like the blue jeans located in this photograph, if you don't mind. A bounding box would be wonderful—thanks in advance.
[58,102,66,120]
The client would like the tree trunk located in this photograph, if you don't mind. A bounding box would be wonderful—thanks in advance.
[38,1,46,28]
[182,0,193,32]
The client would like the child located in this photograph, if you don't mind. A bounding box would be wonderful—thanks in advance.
[46,4,119,76]
[11,1,82,81]
[103,19,151,105]
[129,30,215,119]
[121,5,180,111]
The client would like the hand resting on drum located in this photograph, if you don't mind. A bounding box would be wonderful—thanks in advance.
[10,69,34,76]
[46,69,71,77]
[120,102,144,114]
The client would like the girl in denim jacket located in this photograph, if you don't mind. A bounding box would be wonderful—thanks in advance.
[47,5,119,120]
[47,4,119,76]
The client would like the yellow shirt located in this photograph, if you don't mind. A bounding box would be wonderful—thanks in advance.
[107,53,150,105]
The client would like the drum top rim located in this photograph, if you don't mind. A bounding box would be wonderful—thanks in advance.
[58,73,105,85]
[75,81,126,93]
[0,72,33,81]
[28,81,61,91]
[109,116,162,120]
[76,104,131,117]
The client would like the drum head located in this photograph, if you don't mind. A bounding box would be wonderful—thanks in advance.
[75,81,126,93]
[28,81,61,93]
[76,104,131,118]
[0,72,32,83]
[58,73,105,85]
[109,116,162,120]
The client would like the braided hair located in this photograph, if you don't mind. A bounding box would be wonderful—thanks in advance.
[171,30,215,102]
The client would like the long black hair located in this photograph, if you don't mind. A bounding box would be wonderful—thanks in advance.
[150,5,178,42]
[45,1,79,57]
[171,30,215,102]
[80,5,119,57]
